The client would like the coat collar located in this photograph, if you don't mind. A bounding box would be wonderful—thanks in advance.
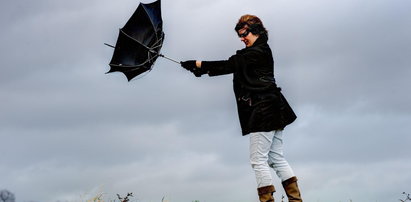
[237,34,269,54]
[251,34,268,47]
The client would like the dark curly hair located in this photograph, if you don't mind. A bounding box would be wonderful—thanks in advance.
[235,14,268,36]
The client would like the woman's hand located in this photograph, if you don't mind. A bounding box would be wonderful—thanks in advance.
[181,60,207,77]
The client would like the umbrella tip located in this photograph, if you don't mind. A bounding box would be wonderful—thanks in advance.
[104,43,115,48]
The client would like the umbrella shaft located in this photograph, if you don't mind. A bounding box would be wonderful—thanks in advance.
[159,54,180,64]
[105,41,179,64]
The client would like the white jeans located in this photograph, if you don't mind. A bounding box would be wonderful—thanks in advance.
[249,130,295,188]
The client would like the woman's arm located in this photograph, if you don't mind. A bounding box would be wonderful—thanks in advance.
[200,60,235,76]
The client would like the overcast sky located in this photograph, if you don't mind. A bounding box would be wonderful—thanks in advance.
[1,0,411,201]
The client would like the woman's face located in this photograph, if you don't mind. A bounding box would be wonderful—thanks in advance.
[238,27,258,47]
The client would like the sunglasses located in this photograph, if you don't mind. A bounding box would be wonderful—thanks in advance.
[237,29,250,38]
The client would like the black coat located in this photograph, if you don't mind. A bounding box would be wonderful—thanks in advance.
[202,35,296,135]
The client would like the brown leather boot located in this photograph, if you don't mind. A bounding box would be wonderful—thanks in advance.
[257,185,275,202]
[282,176,302,202]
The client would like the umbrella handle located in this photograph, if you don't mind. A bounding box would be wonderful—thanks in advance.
[159,54,180,64]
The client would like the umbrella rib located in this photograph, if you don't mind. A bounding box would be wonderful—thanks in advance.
[149,35,164,52]
[111,53,155,69]
[120,29,163,55]
[109,63,145,68]
[151,33,164,47]
[120,29,151,51]
[120,29,178,65]
[120,29,168,66]
[141,2,161,40]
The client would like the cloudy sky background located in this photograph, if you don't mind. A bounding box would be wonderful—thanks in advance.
[1,0,410,201]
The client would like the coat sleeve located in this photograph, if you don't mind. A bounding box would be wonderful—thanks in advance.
[201,49,262,77]
[201,60,234,76]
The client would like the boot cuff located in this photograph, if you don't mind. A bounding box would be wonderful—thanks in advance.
[282,176,298,187]
[257,185,276,195]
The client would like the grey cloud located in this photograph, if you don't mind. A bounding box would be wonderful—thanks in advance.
[1,0,410,201]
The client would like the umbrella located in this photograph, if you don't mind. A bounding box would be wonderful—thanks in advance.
[105,0,178,81]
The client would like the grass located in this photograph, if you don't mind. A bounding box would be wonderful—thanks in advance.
[79,190,411,202]
[116,193,199,202]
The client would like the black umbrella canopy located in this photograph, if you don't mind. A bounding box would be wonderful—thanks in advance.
[107,0,164,81]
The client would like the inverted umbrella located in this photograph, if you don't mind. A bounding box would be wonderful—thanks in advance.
[105,0,178,81]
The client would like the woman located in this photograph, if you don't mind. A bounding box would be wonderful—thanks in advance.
[181,14,302,202]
